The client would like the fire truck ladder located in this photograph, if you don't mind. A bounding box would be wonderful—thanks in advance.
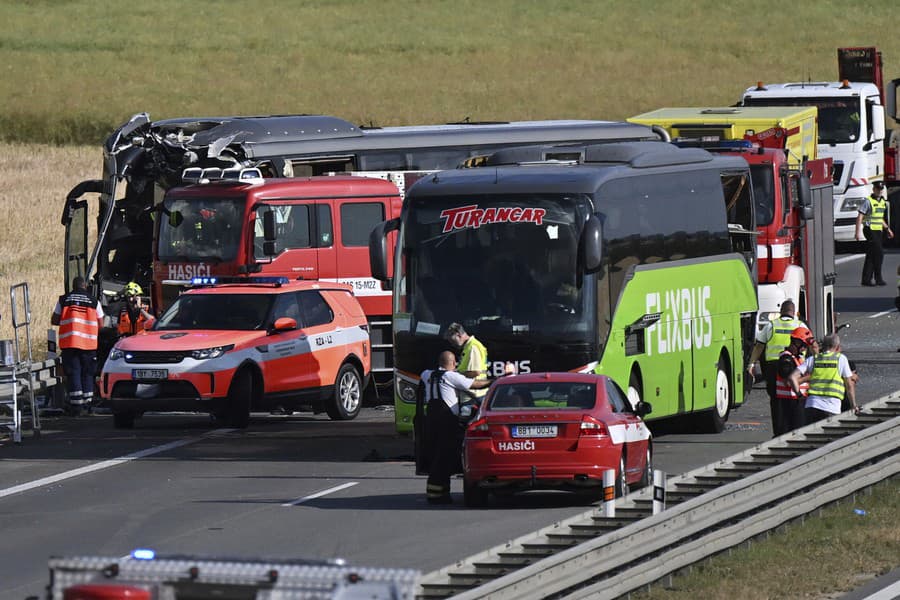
[0,282,42,442]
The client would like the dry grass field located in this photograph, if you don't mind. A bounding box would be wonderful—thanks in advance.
[0,143,97,358]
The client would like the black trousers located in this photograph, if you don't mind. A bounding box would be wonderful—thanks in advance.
[775,398,805,434]
[425,400,463,500]
[804,406,835,425]
[861,226,885,284]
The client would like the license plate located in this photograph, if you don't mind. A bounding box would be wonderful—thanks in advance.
[132,369,168,381]
[512,424,557,438]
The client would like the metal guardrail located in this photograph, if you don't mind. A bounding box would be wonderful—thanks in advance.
[419,392,900,599]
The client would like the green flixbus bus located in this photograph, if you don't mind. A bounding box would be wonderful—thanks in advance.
[370,141,760,433]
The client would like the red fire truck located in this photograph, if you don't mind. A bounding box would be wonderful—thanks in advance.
[151,171,406,384]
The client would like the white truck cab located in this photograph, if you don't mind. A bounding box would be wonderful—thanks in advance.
[742,80,885,242]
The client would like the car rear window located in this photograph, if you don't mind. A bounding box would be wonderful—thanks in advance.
[488,382,596,411]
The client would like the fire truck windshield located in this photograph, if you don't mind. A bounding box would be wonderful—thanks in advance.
[749,164,776,226]
[157,197,246,262]
[400,193,595,341]
[156,293,273,330]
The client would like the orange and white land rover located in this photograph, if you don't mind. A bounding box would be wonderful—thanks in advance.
[100,277,370,428]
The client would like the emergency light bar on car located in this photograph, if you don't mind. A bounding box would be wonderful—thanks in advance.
[187,276,291,287]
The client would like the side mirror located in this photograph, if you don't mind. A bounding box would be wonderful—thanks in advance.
[635,400,652,417]
[263,210,277,242]
[369,218,400,282]
[581,214,604,273]
[143,318,155,331]
[871,103,885,142]
[272,317,297,332]
[797,172,812,208]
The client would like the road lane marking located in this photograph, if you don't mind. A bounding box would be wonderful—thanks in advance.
[282,482,359,506]
[862,579,900,600]
[869,309,898,318]
[835,254,865,265]
[0,430,234,500]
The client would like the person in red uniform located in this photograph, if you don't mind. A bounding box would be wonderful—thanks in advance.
[52,276,104,414]
[117,282,153,337]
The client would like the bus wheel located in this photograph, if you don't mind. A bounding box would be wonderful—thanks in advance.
[327,363,362,421]
[464,479,489,508]
[227,370,252,429]
[627,371,643,411]
[703,358,731,433]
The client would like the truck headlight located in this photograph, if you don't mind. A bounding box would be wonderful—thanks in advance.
[841,197,865,212]
[190,344,234,360]
[108,348,124,361]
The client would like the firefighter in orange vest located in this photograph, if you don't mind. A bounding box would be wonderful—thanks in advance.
[773,326,816,435]
[117,282,153,337]
[51,276,104,414]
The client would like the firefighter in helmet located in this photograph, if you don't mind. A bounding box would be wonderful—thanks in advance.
[117,282,153,337]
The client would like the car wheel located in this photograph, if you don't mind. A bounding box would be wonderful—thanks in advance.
[702,357,731,433]
[227,369,252,429]
[326,363,362,421]
[463,480,489,508]
[627,371,642,411]
[113,411,135,429]
[615,454,628,498]
[637,447,652,490]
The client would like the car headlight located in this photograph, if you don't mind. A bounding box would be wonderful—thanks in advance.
[190,344,234,360]
[108,348,124,361]
[841,197,865,212]
[396,376,418,403]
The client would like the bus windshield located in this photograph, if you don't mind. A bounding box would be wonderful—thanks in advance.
[157,197,246,262]
[743,97,860,144]
[401,193,596,342]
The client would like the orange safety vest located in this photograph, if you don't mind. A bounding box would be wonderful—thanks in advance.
[775,350,808,400]
[118,306,148,336]
[58,292,100,350]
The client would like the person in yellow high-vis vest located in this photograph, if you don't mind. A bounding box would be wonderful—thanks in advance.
[789,334,858,425]
[855,181,893,286]
[445,322,490,401]
[747,299,806,437]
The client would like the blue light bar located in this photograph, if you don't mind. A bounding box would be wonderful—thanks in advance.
[189,276,289,287]
[131,548,156,560]
[190,277,218,285]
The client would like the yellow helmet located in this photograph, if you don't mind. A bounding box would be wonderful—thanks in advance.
[124,282,143,297]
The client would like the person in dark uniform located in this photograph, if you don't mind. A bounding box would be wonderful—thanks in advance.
[420,351,495,505]
[855,181,893,286]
